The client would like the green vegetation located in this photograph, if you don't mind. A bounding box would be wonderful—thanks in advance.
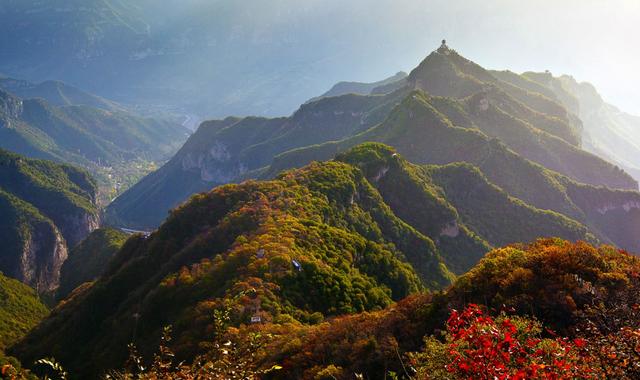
[9,145,615,378]
[106,88,409,228]
[57,228,129,300]
[0,149,98,292]
[0,273,48,351]
[268,90,640,253]
[12,148,453,377]
[108,44,638,232]
[227,239,640,379]
[86,239,640,379]
[0,88,189,203]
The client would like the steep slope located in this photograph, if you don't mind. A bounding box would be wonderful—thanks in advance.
[106,89,408,228]
[269,91,640,252]
[11,145,604,378]
[57,227,128,300]
[12,149,455,378]
[0,149,99,291]
[108,44,637,230]
[0,190,67,293]
[335,143,593,274]
[245,239,640,379]
[406,44,634,189]
[0,273,48,352]
[308,71,408,101]
[0,89,189,200]
[521,71,640,183]
[408,43,573,131]
[462,89,634,190]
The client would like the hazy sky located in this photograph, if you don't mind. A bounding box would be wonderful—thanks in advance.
[300,0,640,114]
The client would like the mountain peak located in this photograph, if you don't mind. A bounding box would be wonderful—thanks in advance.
[438,39,450,53]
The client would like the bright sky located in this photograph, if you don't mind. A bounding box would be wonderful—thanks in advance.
[309,0,640,114]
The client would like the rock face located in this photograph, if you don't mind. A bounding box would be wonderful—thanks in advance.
[0,149,99,293]
[60,212,101,249]
[22,222,68,292]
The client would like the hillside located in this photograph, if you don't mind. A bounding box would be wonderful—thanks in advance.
[405,44,634,189]
[512,71,640,183]
[105,89,409,228]
[0,77,124,112]
[269,91,640,252]
[107,44,637,230]
[0,273,48,352]
[0,149,99,292]
[9,144,605,378]
[241,239,640,379]
[0,88,189,201]
[308,71,408,102]
[57,227,128,301]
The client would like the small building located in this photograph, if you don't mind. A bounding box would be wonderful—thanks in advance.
[251,315,262,323]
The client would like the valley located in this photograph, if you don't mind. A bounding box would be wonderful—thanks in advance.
[2,2,640,379]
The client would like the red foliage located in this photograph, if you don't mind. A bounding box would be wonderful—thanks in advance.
[440,304,597,380]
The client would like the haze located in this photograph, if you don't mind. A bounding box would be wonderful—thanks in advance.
[257,0,640,115]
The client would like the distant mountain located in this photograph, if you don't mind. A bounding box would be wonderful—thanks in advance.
[0,77,125,112]
[57,227,128,300]
[0,149,99,292]
[0,273,48,352]
[0,1,428,120]
[308,72,408,102]
[105,89,409,227]
[0,88,189,201]
[10,144,600,377]
[107,45,639,258]
[267,91,640,252]
[505,71,640,183]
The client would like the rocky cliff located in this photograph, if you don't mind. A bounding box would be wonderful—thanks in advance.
[0,149,99,292]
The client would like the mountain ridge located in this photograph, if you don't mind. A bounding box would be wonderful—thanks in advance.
[0,149,99,292]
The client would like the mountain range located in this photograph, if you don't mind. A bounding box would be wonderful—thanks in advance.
[8,143,603,377]
[0,85,189,202]
[106,44,640,257]
[2,25,640,379]
[0,77,125,112]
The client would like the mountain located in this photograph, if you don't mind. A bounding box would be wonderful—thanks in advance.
[404,44,634,190]
[0,1,479,122]
[107,43,638,232]
[308,72,408,102]
[57,227,128,300]
[0,149,99,292]
[9,143,607,378]
[242,239,640,379]
[0,77,125,112]
[105,89,409,227]
[0,88,189,201]
[506,71,640,183]
[0,273,48,352]
[271,90,640,249]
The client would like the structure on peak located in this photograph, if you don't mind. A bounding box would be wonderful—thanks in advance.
[438,39,450,53]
